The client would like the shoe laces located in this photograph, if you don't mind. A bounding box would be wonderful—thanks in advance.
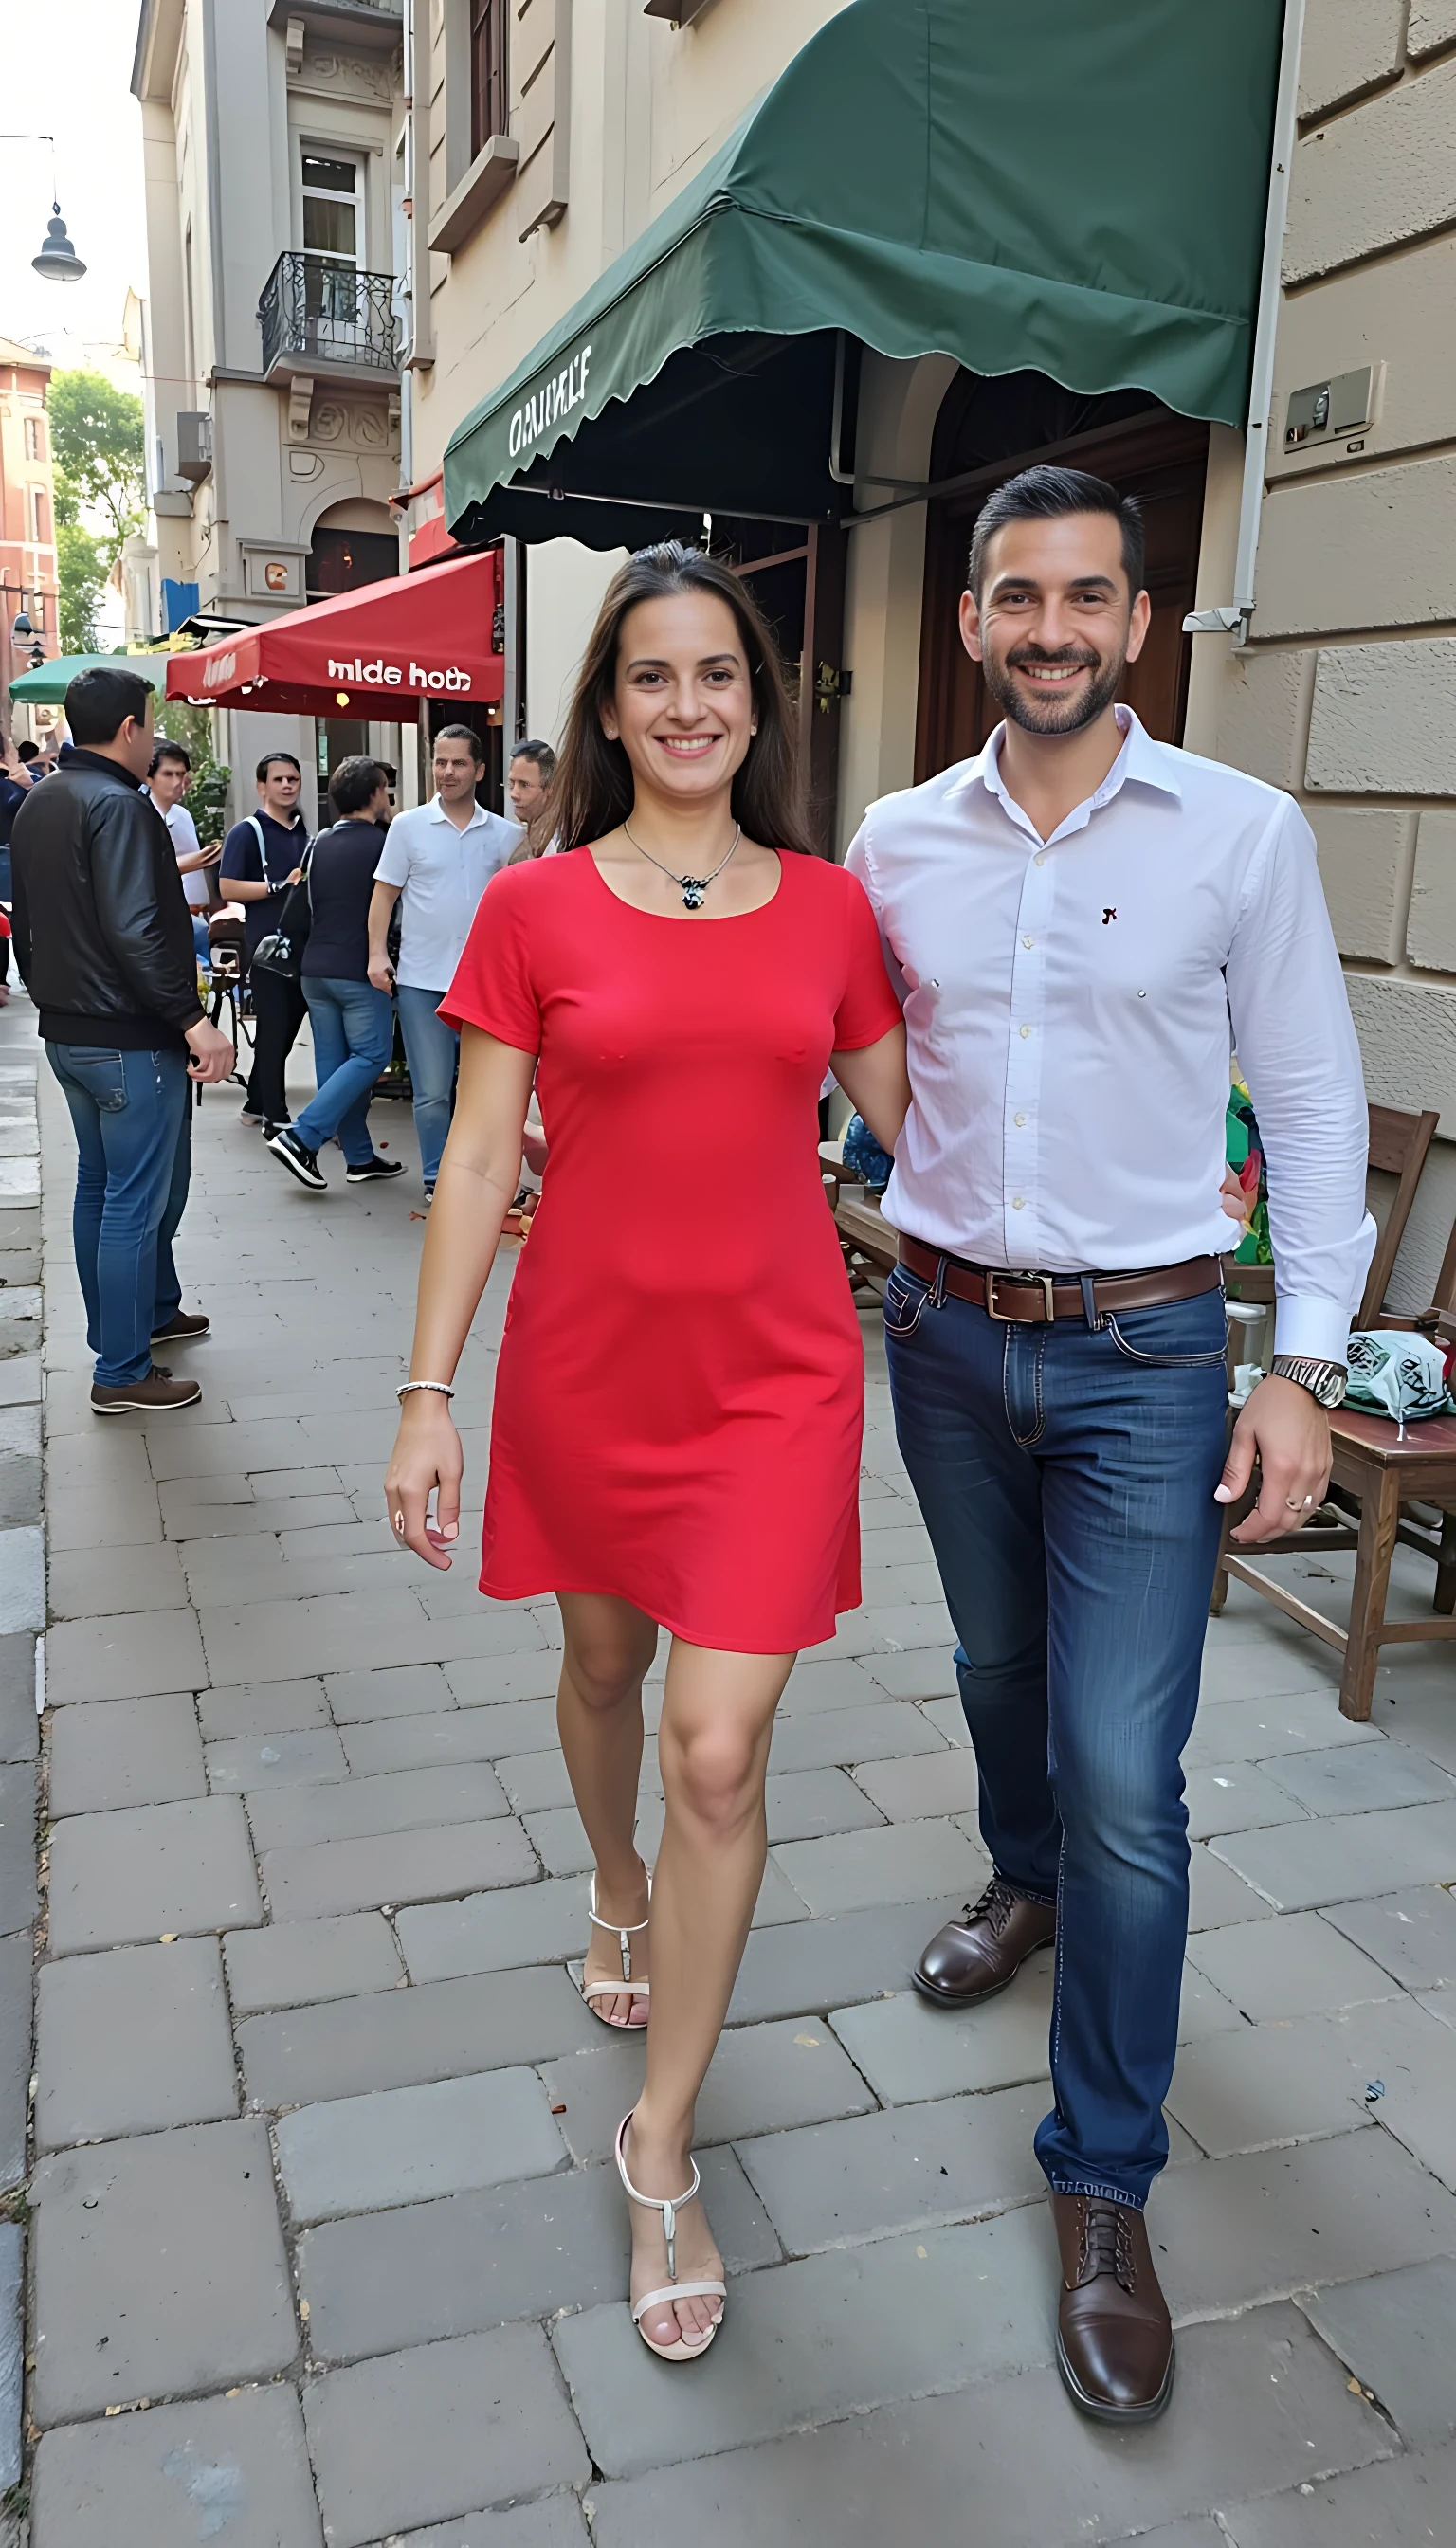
[1079,2199,1138,2292]
[961,1878,1019,1940]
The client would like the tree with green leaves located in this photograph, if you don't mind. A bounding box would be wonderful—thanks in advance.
[46,371,146,561]
[54,483,106,654]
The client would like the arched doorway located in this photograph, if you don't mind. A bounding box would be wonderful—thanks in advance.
[914,371,1210,781]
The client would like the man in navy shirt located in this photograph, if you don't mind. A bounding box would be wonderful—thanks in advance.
[220,751,309,1130]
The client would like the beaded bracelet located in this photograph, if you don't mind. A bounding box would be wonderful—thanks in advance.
[396,1381,456,1401]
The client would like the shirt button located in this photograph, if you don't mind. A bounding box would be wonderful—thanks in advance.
[1019,1024,1031,1039]
[1035,852,1046,866]
[1012,1196,1026,1210]
[1022,935,1034,949]
[1014,1112,1026,1126]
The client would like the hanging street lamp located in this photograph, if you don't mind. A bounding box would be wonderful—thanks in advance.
[0,137,87,282]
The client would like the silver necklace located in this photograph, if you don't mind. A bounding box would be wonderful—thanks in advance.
[622,819,740,911]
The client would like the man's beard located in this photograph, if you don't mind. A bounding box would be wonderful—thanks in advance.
[982,643,1126,737]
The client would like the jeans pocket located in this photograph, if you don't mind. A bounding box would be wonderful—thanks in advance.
[62,1048,129,1113]
[883,1265,931,1339]
[1104,1294,1228,1368]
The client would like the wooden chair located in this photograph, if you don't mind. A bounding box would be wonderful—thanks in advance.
[833,1184,900,1283]
[1214,1180,1456,1726]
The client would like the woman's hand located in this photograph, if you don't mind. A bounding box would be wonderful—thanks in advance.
[1220,1163,1251,1227]
[385,1397,464,1570]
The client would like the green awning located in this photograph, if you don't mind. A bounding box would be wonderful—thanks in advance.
[445,0,1282,551]
[9,651,174,705]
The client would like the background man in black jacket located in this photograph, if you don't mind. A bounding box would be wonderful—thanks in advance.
[10,666,234,1416]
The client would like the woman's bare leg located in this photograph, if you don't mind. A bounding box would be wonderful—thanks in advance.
[555,1591,660,2026]
[625,1637,794,2348]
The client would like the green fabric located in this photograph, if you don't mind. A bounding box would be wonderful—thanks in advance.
[9,651,173,705]
[445,0,1282,535]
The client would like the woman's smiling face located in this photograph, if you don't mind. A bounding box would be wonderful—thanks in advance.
[606,590,756,810]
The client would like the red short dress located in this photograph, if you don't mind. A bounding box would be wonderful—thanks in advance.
[441,847,903,1652]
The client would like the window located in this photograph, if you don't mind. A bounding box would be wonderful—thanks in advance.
[300,150,365,331]
[470,0,508,156]
[26,486,51,546]
[24,414,46,462]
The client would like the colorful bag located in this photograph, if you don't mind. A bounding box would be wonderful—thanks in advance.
[1344,1331,1456,1431]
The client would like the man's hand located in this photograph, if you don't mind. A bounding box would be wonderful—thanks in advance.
[1215,1373,1332,1545]
[368,955,395,994]
[184,1018,236,1084]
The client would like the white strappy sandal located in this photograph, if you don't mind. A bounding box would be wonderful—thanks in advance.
[580,1873,651,2029]
[614,2112,727,2363]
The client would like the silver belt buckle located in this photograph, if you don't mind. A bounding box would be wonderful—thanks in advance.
[984,1269,1058,1322]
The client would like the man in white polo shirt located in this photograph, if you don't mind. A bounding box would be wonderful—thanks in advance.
[368,723,521,1198]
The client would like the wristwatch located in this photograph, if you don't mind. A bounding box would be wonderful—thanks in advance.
[1270,1354,1347,1410]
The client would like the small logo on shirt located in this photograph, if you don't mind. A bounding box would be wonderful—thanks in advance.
[1102,908,1118,925]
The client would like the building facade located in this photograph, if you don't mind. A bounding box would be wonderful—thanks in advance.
[0,338,60,755]
[131,0,410,819]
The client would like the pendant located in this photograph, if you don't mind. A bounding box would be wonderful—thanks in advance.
[681,879,707,910]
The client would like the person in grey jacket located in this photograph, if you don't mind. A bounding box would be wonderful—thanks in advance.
[10,665,234,1415]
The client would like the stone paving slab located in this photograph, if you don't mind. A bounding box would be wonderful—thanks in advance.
[302,2325,591,2548]
[1320,1884,1456,1989]
[47,1795,263,1952]
[239,1964,600,2106]
[1210,1801,1456,1911]
[225,1909,406,2013]
[30,2119,297,2421]
[735,2084,1051,2251]
[1155,2129,1456,2318]
[260,1813,536,1921]
[583,2306,1391,2548]
[46,1691,206,1816]
[555,2207,1056,2481]
[1166,1993,1449,2157]
[196,1677,333,1738]
[35,1938,237,2149]
[299,2148,779,2366]
[828,1967,1056,2104]
[1263,1739,1456,1817]
[277,2066,567,2222]
[0,1629,37,1764]
[770,1816,987,1915]
[1185,1908,1404,2021]
[248,1760,511,1850]
[540,2017,876,2166]
[30,2382,324,2548]
[0,1932,31,2191]
[340,1705,543,1775]
[44,1605,208,1705]
[1217,2442,1456,2545]
[1297,2256,1456,2448]
[206,1725,352,1793]
[0,1764,36,1938]
[363,2505,590,2548]
[724,1898,959,2026]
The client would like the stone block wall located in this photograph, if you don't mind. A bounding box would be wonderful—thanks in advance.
[1207,0,1456,1305]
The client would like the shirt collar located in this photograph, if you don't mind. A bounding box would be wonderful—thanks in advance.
[428,792,487,831]
[963,705,1184,835]
[258,805,306,832]
[72,747,142,792]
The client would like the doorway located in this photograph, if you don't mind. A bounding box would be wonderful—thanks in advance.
[915,372,1210,781]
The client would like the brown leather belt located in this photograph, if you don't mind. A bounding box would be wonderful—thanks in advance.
[897,1235,1224,1325]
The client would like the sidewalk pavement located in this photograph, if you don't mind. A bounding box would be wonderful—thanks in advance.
[6,975,1456,2546]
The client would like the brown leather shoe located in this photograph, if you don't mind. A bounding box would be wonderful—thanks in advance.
[913,1877,1056,2006]
[150,1309,210,1344]
[1052,2193,1174,2422]
[91,1368,202,1416]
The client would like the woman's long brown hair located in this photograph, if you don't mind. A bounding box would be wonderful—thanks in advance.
[545,541,815,860]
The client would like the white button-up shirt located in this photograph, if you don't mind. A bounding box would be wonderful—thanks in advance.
[373,794,523,992]
[846,709,1374,1363]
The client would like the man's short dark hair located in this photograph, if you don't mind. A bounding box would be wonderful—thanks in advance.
[16,740,37,763]
[510,738,555,778]
[968,466,1145,602]
[434,723,485,767]
[329,755,389,817]
[149,739,191,776]
[64,664,155,747]
[256,751,301,784]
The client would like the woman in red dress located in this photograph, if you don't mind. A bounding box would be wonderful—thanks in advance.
[385,544,908,2363]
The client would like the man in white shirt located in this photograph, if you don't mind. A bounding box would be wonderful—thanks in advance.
[368,723,521,1197]
[846,466,1373,2427]
[147,740,221,969]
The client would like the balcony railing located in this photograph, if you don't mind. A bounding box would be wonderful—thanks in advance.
[259,251,400,379]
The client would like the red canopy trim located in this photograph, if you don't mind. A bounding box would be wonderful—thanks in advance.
[166,545,503,720]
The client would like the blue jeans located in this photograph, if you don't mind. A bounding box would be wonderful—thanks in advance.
[884,1266,1230,2208]
[46,1042,192,1386]
[395,984,458,1188]
[294,976,395,1168]
[191,914,211,974]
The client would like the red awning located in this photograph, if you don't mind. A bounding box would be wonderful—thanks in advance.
[166,545,503,721]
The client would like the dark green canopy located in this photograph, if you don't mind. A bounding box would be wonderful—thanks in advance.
[445,0,1282,551]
